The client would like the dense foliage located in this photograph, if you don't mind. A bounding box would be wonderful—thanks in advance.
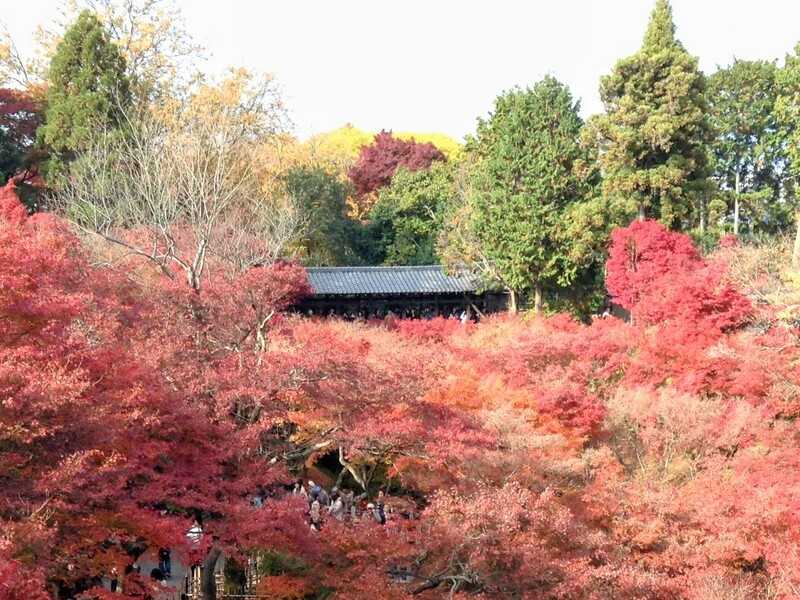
[3,1,800,597]
[37,11,130,179]
[3,176,800,598]
[0,88,41,184]
[707,59,789,235]
[462,76,596,311]
[588,0,712,228]
[282,166,363,266]
[348,131,446,200]
[367,161,455,265]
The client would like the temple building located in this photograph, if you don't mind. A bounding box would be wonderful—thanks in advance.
[294,265,508,318]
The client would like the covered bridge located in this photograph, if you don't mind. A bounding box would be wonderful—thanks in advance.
[295,265,508,319]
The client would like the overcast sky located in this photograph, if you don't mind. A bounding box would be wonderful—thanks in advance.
[6,0,800,140]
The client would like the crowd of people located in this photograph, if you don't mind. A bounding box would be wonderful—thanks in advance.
[304,305,480,323]
[292,479,388,531]
[86,479,395,596]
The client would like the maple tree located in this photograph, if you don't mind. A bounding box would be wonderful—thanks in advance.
[3,2,800,593]
[348,131,446,216]
[4,176,800,599]
[0,181,312,598]
[0,88,42,184]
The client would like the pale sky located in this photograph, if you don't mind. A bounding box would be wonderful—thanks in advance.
[6,0,800,140]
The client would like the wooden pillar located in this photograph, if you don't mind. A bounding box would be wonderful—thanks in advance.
[186,565,202,599]
[214,569,225,598]
[246,555,257,593]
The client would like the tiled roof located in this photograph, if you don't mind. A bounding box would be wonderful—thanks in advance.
[305,266,479,296]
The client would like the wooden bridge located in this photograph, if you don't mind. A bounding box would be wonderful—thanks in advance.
[294,265,508,318]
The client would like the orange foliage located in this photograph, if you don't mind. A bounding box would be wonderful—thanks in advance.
[2,190,799,598]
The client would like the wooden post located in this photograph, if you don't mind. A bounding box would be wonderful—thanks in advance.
[214,569,225,598]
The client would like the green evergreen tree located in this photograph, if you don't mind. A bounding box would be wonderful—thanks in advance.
[283,166,363,266]
[589,0,711,229]
[468,76,592,312]
[708,59,790,235]
[38,11,130,178]
[368,161,455,266]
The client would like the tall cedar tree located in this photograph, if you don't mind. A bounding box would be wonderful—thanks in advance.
[469,76,588,312]
[590,0,711,229]
[38,11,130,178]
[707,59,788,235]
[776,43,800,267]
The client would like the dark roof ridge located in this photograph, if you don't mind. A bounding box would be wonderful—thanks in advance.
[305,265,450,271]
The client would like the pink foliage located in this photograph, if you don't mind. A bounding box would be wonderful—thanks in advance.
[348,130,445,196]
[394,316,464,341]
[606,219,701,311]
[2,188,799,599]
[607,219,751,332]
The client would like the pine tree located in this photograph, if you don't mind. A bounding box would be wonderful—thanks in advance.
[588,0,711,229]
[38,11,130,178]
[468,76,591,312]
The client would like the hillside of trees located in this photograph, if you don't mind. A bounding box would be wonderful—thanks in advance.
[2,0,800,599]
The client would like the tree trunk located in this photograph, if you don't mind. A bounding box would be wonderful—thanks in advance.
[734,171,741,236]
[793,211,800,271]
[638,203,646,221]
[533,282,543,314]
[508,289,518,313]
[201,547,223,600]
[699,192,707,234]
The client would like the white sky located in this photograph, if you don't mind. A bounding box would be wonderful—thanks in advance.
[5,0,800,140]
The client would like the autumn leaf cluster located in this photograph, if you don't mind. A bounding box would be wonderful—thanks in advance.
[2,180,799,599]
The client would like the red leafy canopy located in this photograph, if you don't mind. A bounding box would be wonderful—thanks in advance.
[0,88,41,147]
[606,220,701,311]
[348,130,445,196]
[3,181,799,600]
[606,219,751,332]
[0,183,314,596]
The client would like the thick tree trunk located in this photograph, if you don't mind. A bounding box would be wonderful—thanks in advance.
[508,289,519,313]
[734,171,741,236]
[638,203,646,221]
[793,211,800,270]
[533,282,543,314]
